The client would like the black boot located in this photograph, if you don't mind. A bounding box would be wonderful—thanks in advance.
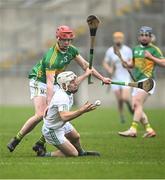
[7,137,20,152]
[32,142,46,156]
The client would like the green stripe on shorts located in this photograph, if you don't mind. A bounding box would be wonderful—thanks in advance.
[49,129,60,145]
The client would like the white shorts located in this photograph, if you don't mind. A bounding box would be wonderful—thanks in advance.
[132,78,156,96]
[42,122,74,146]
[29,79,59,99]
[111,84,130,92]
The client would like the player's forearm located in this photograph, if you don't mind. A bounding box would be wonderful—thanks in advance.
[92,67,104,81]
[59,109,84,122]
[150,56,165,67]
[77,73,88,85]
[103,62,113,75]
[46,71,55,104]
[127,60,134,68]
[46,85,54,105]
[75,55,104,81]
[78,60,104,81]
[83,61,104,80]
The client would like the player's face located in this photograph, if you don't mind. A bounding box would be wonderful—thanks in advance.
[68,78,78,94]
[139,33,151,46]
[113,37,124,47]
[58,38,72,51]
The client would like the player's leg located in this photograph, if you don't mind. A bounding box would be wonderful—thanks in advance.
[64,124,100,156]
[7,80,47,152]
[46,140,79,157]
[65,128,85,155]
[140,112,156,137]
[114,87,125,123]
[7,96,47,152]
[20,96,47,135]
[32,84,60,154]
[122,87,134,114]
[41,125,78,157]
[118,89,148,137]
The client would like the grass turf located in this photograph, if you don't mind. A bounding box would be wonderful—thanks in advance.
[0,106,165,179]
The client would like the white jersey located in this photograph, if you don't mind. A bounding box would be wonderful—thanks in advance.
[104,45,133,81]
[43,88,73,130]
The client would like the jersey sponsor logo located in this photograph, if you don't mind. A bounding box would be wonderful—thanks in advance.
[134,50,143,56]
[40,88,46,95]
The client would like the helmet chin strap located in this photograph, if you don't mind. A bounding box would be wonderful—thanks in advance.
[57,41,68,52]
[63,84,72,95]
[61,82,70,92]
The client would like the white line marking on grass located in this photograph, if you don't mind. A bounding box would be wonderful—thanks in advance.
[0,161,164,166]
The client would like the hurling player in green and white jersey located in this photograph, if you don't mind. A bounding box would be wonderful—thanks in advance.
[119,26,165,138]
[7,25,111,155]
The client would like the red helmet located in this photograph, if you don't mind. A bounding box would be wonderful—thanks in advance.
[56,25,75,39]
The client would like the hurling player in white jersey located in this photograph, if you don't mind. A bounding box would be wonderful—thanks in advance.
[103,32,134,123]
[42,70,100,157]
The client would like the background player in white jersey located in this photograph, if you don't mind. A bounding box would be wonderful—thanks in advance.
[42,70,100,157]
[103,32,133,123]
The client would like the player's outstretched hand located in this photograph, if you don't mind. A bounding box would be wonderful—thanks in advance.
[80,101,96,113]
[102,77,111,85]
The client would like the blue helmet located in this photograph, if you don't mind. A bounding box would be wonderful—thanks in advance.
[139,26,152,35]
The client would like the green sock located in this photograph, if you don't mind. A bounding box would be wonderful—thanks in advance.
[16,132,24,141]
[37,135,46,145]
[130,122,138,131]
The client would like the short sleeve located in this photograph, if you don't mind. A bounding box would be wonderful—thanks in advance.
[52,92,70,112]
[153,47,164,59]
[56,97,70,112]
[126,47,133,59]
[42,48,56,71]
[58,104,70,112]
[70,45,79,58]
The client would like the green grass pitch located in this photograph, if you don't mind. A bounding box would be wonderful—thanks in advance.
[0,106,165,179]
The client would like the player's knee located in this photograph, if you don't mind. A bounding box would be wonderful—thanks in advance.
[122,97,129,102]
[71,151,78,157]
[75,132,80,140]
[67,150,78,157]
[35,112,44,120]
[133,99,141,109]
[72,132,80,143]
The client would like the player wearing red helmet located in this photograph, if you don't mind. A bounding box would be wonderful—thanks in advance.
[7,25,111,155]
[56,25,75,51]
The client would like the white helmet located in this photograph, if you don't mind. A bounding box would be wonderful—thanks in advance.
[57,71,77,91]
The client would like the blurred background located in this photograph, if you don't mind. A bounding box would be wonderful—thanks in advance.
[0,0,165,107]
